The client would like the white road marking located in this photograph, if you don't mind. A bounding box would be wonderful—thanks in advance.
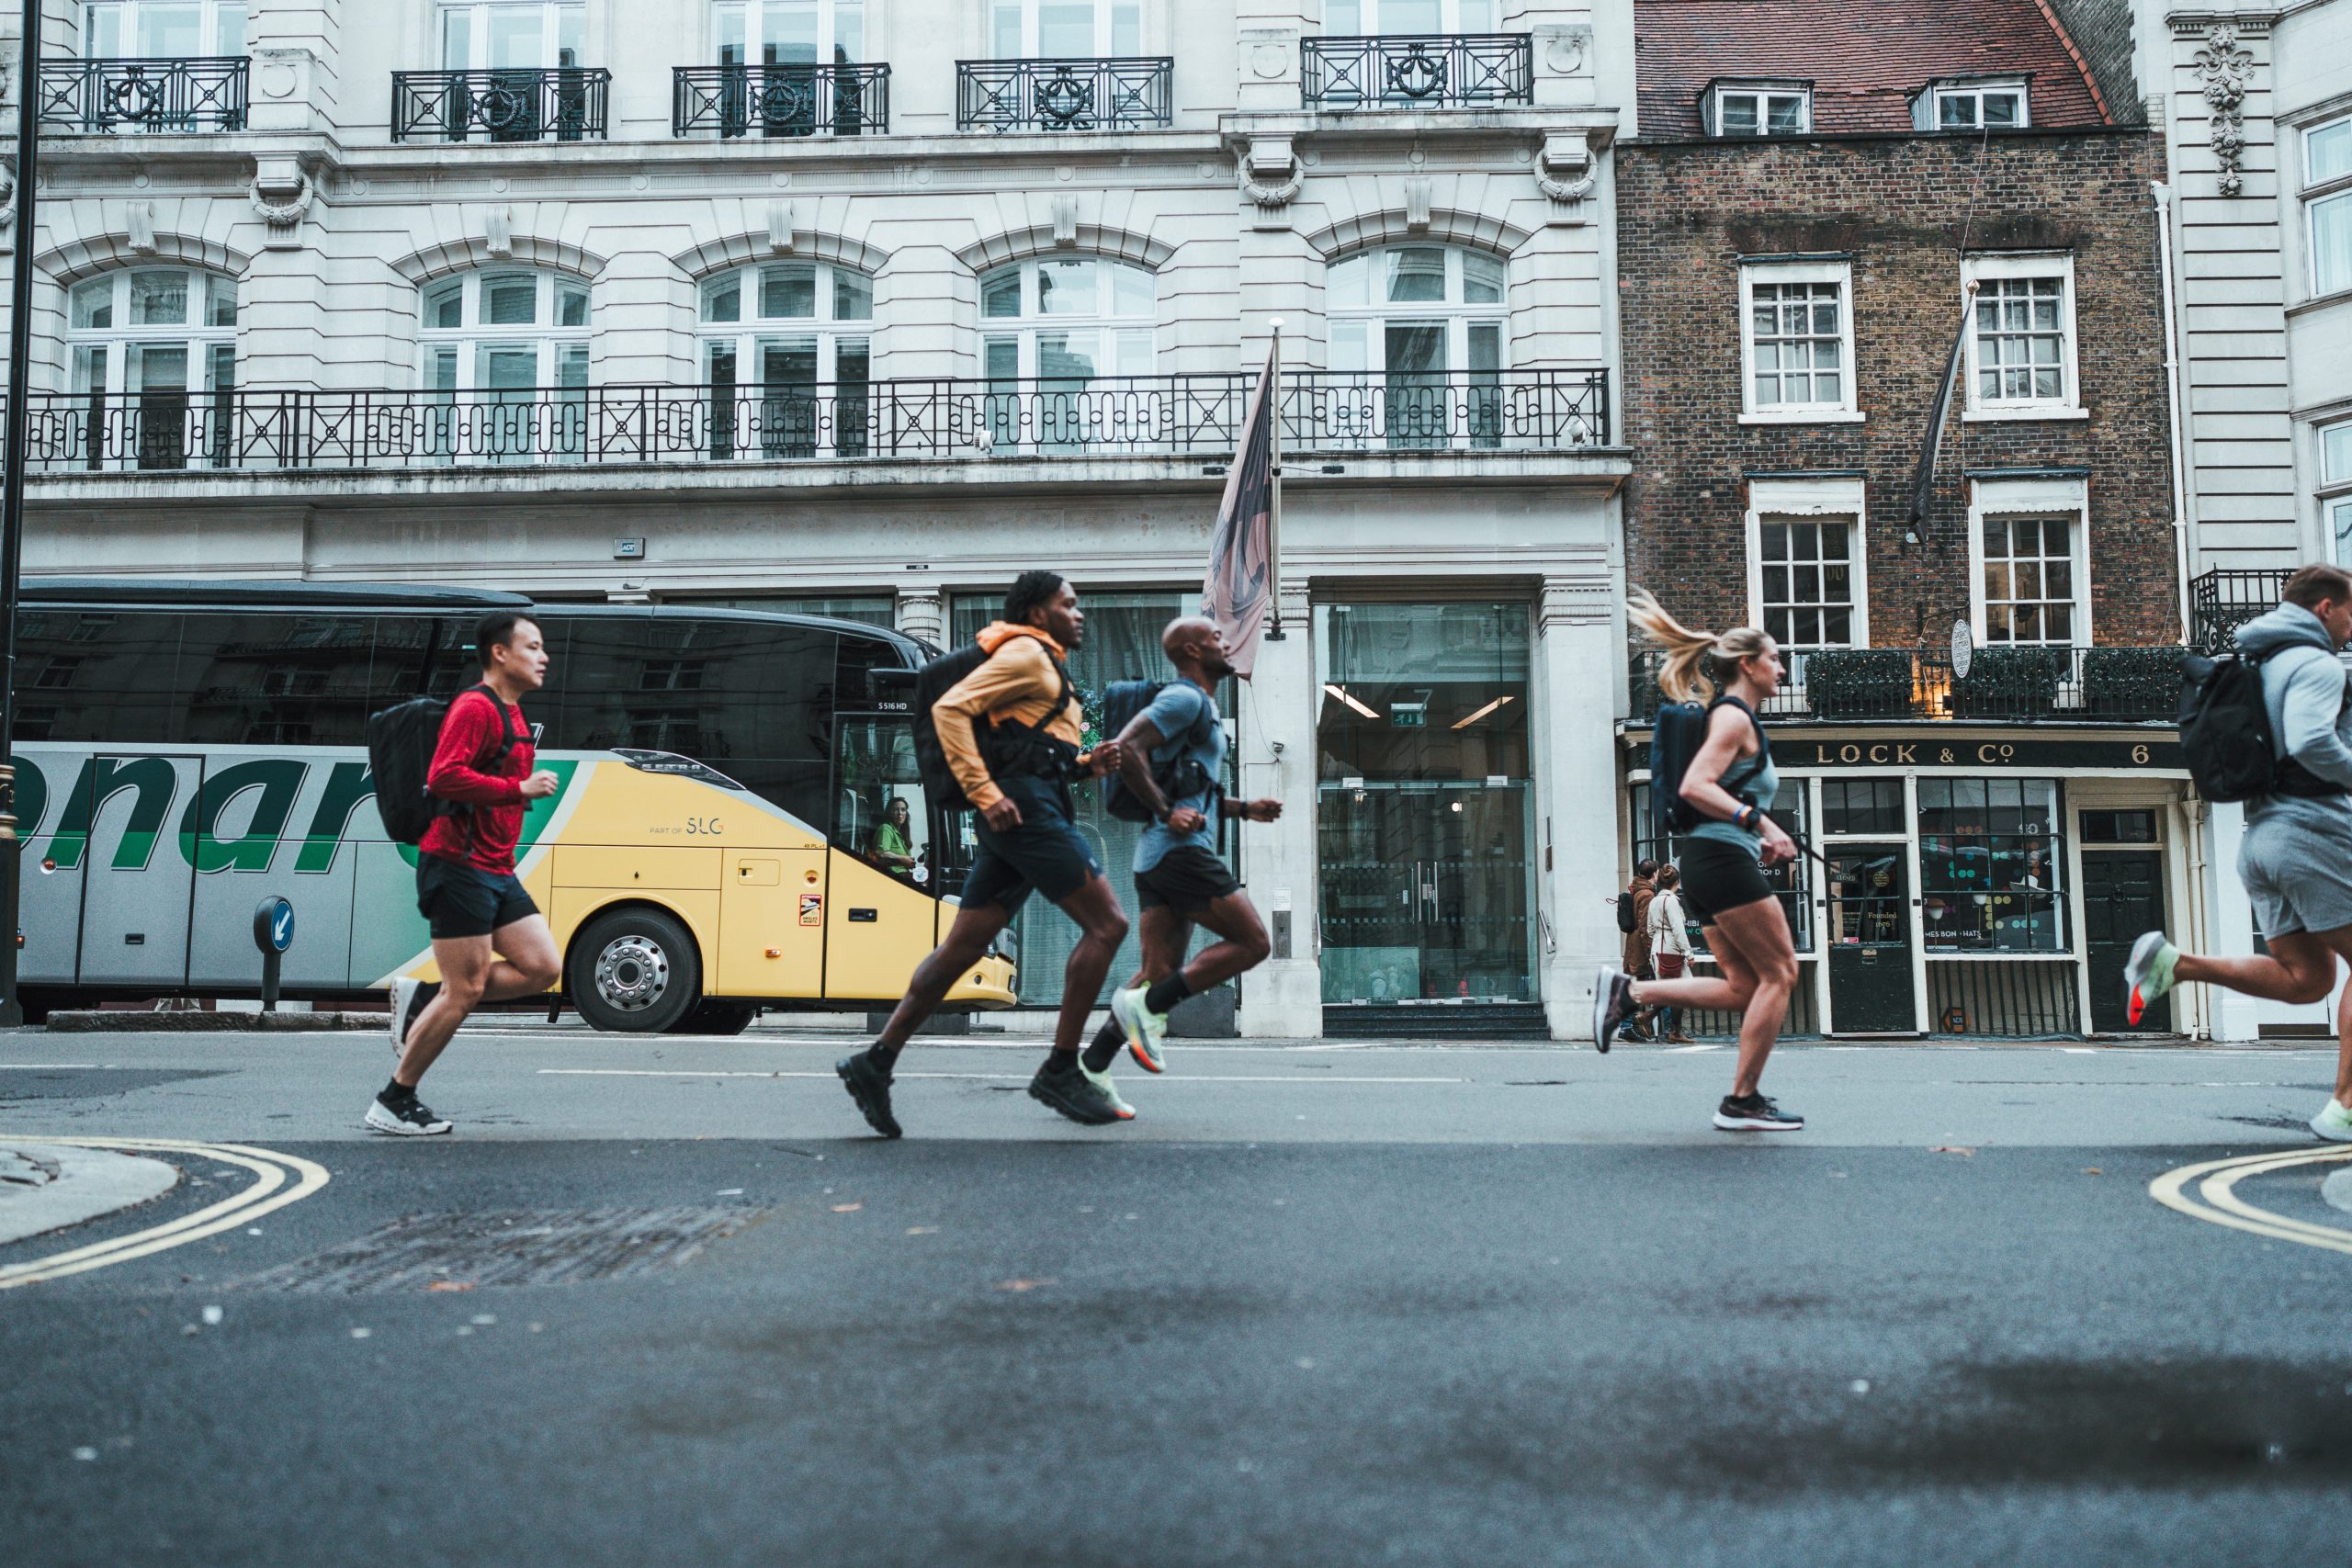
[535,1068,1467,1085]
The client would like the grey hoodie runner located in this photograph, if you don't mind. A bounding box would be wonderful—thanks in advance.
[2232,602,2352,937]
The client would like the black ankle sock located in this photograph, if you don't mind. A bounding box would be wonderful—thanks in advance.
[862,1043,899,1076]
[381,1077,414,1103]
[1043,1051,1079,1076]
[1144,974,1192,1015]
[1082,1017,1125,1074]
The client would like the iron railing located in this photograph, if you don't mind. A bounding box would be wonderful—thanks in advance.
[390,68,611,142]
[1300,33,1532,108]
[2189,567,2291,652]
[38,57,249,132]
[671,63,890,138]
[15,368,1611,474]
[1629,645,2185,726]
[956,57,1172,131]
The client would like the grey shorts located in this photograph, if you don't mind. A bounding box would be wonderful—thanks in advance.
[2239,801,2352,939]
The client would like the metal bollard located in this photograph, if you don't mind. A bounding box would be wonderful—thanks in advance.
[254,897,294,1013]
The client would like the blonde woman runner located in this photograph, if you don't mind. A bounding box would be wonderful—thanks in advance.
[1597,592,1804,1131]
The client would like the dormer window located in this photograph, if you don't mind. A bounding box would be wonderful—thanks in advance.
[1928,77,2029,131]
[1707,80,1810,138]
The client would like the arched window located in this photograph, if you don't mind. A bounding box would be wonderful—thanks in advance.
[698,259,872,459]
[1325,243,1505,447]
[68,266,237,469]
[419,269,589,463]
[979,255,1155,453]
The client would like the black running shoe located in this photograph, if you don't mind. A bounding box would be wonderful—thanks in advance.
[1713,1093,1804,1132]
[1028,1060,1124,1126]
[365,1090,452,1136]
[1591,965,1635,1055]
[837,1052,902,1139]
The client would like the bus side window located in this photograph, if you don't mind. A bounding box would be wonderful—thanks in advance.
[181,613,378,748]
[14,608,180,745]
[833,714,930,886]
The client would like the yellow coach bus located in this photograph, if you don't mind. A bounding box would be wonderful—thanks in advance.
[10,580,1014,1031]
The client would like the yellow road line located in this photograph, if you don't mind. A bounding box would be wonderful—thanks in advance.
[2148,1146,2352,1257]
[0,1138,331,1291]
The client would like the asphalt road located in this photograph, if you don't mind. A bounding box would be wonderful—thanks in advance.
[6,1027,2351,1566]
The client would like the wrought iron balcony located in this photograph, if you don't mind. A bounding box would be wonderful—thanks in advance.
[956,57,1172,131]
[38,57,249,132]
[2189,567,2292,652]
[672,63,889,138]
[391,68,611,142]
[16,368,1610,475]
[1629,645,2184,727]
[1301,34,1532,109]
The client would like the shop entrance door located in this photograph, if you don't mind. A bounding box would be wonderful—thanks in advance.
[2083,850,2168,1032]
[1825,843,1915,1032]
[1318,781,1532,1006]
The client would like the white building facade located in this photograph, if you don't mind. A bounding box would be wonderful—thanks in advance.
[1,0,1634,1037]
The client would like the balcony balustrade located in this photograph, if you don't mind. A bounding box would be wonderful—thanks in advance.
[15,368,1611,475]
[671,63,890,138]
[2188,567,2292,652]
[391,68,611,142]
[38,57,248,132]
[1300,34,1533,109]
[1629,645,2185,727]
[955,57,1172,131]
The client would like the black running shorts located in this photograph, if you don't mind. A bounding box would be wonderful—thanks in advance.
[960,777,1103,916]
[1134,844,1242,914]
[415,852,541,941]
[1675,837,1775,926]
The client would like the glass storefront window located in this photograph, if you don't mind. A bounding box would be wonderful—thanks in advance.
[1630,780,1813,955]
[1820,778,1901,836]
[1317,602,1534,1004]
[1920,777,2065,952]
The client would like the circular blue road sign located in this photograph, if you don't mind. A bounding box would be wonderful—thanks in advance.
[254,897,295,954]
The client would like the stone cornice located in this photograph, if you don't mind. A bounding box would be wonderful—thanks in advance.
[2165,8,2279,36]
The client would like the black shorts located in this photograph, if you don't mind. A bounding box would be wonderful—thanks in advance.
[1135,844,1242,914]
[961,777,1103,917]
[416,852,541,941]
[1674,836,1776,926]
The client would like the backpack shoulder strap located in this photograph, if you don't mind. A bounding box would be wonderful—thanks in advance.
[463,683,526,759]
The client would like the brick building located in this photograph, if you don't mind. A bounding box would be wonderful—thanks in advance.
[1613,0,2199,1039]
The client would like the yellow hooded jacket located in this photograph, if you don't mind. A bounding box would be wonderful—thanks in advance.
[933,622,1084,812]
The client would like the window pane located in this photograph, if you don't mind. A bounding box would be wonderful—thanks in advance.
[1328,255,1369,310]
[702,275,741,323]
[557,283,589,328]
[72,279,115,331]
[2312,191,2352,298]
[129,270,188,326]
[2324,423,2352,485]
[1984,91,2020,127]
[760,263,817,319]
[1766,93,1804,133]
[478,345,537,390]
[482,275,537,326]
[1110,263,1154,318]
[833,270,874,321]
[1721,94,1758,135]
[1385,248,1446,303]
[424,279,464,330]
[1463,252,1505,305]
[980,269,1023,318]
[1036,259,1095,316]
[1939,94,1974,129]
[2312,118,2352,186]
[1036,0,1092,55]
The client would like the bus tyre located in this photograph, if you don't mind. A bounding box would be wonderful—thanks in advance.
[669,999,759,1036]
[570,908,702,1034]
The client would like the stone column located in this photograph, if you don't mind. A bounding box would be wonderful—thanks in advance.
[896,586,945,646]
[1237,578,1321,1037]
[1532,563,1619,1039]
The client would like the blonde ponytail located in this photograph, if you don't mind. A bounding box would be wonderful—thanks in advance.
[1626,588,1772,705]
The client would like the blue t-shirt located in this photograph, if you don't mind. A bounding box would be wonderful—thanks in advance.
[1133,678,1226,874]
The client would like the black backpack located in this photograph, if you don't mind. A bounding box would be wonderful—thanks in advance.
[2180,649,2348,803]
[364,685,525,845]
[910,639,1076,812]
[1096,678,1216,824]
[1650,694,1768,843]
[1615,888,1642,934]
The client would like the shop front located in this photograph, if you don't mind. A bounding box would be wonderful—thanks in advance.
[1623,730,2197,1039]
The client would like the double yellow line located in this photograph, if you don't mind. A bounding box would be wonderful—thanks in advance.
[2149,1146,2352,1256]
[0,1138,331,1292]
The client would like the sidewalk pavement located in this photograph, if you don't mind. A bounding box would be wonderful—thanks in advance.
[0,1142,180,1246]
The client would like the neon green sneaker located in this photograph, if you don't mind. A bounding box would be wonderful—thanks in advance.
[1075,1054,1136,1121]
[1111,983,1170,1074]
[2312,1098,2352,1143]
[2123,931,2178,1027]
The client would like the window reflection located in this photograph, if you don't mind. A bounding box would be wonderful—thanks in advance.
[1920,777,2065,952]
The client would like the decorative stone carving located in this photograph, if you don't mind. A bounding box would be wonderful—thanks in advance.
[1404,176,1432,232]
[1238,135,1301,227]
[2,169,19,242]
[484,204,514,258]
[126,200,159,254]
[766,198,797,254]
[2193,24,2256,197]
[1051,194,1079,247]
[1250,41,1288,81]
[248,157,315,249]
[1536,130,1595,224]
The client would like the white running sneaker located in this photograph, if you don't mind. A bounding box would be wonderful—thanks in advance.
[390,976,419,1055]
[2311,1097,2352,1143]
[1112,984,1169,1074]
[365,1091,452,1136]
[1076,1055,1136,1121]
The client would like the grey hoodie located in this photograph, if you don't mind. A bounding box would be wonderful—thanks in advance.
[2233,603,2352,823]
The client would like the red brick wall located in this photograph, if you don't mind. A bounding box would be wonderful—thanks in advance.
[1616,129,2178,647]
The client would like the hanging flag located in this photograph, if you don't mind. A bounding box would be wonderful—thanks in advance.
[1202,344,1280,679]
[1906,287,1977,547]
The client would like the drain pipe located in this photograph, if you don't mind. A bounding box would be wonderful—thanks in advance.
[2154,180,2195,643]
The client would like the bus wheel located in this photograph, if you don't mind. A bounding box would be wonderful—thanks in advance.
[570,908,701,1033]
[669,999,758,1036]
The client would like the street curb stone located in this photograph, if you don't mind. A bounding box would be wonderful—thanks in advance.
[47,1011,381,1033]
[0,1142,181,1247]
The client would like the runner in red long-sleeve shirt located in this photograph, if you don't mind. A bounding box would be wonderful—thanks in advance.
[368,613,564,1137]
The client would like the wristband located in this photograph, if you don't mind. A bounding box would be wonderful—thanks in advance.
[1733,805,1757,830]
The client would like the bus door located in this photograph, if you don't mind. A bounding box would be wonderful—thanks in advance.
[17,747,90,987]
[73,752,201,987]
[825,712,943,998]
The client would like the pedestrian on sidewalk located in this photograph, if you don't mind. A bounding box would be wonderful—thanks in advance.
[1647,863,1695,1044]
[1619,860,1660,1043]
[1597,591,1804,1131]
[2125,564,2352,1141]
[837,571,1131,1137]
[375,612,563,1136]
[1087,615,1284,1105]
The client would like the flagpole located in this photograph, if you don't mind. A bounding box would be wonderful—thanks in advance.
[1261,317,1283,641]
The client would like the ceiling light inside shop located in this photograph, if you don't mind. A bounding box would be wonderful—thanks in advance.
[1452,694,1516,729]
[1323,683,1378,718]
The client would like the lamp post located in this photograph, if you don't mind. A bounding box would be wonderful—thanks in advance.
[0,0,44,1026]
